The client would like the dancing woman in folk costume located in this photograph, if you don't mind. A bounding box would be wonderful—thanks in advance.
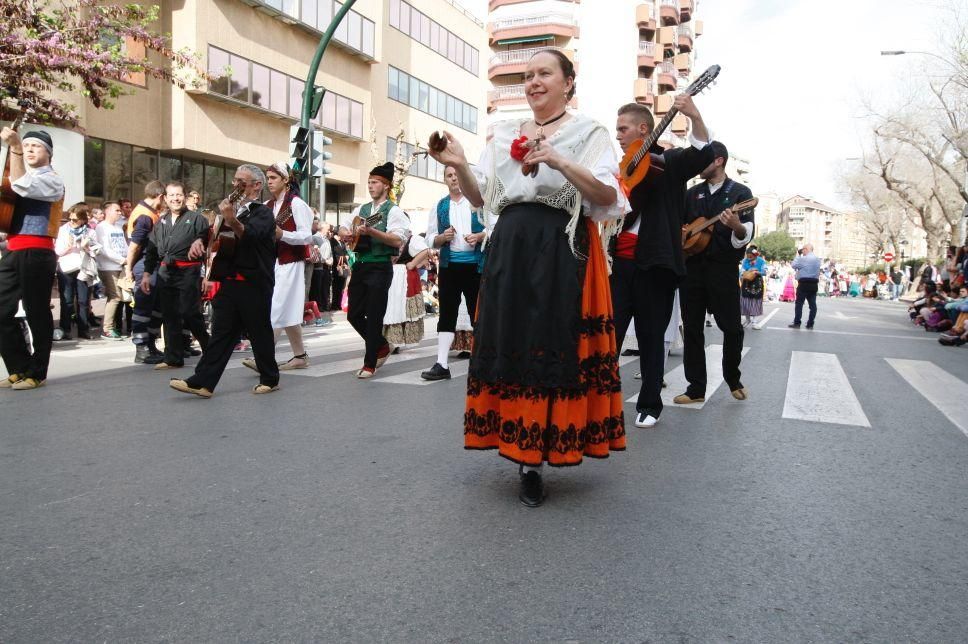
[429,50,629,507]
[242,162,313,374]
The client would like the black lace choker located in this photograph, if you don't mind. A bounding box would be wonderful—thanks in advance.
[534,110,568,127]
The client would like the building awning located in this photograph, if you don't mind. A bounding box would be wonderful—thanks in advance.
[496,35,553,45]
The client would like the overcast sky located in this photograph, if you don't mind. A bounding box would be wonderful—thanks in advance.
[465,0,951,207]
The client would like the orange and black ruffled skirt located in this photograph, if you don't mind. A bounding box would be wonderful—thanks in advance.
[464,203,625,467]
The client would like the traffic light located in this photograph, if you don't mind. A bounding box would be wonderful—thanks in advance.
[312,132,333,178]
[288,124,312,177]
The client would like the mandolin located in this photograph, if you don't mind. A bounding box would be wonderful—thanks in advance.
[619,64,721,194]
[681,197,758,256]
[205,185,246,281]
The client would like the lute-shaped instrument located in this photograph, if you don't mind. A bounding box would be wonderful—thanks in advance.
[681,197,757,256]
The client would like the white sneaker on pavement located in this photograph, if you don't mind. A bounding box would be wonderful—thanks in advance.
[634,412,659,428]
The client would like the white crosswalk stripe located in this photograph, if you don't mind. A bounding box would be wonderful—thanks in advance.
[624,344,749,408]
[782,351,870,427]
[886,358,968,438]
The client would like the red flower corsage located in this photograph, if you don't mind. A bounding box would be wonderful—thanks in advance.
[510,135,529,162]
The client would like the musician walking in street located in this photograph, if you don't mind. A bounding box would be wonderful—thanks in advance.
[0,128,64,390]
[612,101,714,428]
[241,162,313,374]
[675,142,755,406]
[342,163,408,379]
[140,181,210,370]
[170,164,279,398]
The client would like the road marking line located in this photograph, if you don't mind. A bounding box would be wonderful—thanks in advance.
[283,344,440,378]
[782,351,870,427]
[378,354,639,386]
[886,358,968,438]
[766,327,935,341]
[625,345,749,408]
[752,307,778,329]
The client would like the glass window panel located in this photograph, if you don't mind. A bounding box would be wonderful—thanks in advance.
[430,22,440,52]
[224,165,235,197]
[386,137,396,163]
[104,141,132,201]
[437,90,446,117]
[411,8,421,41]
[420,14,431,47]
[335,95,350,134]
[160,154,182,185]
[229,54,249,102]
[302,0,317,26]
[399,2,410,35]
[266,0,282,9]
[203,164,225,209]
[289,77,302,119]
[464,43,475,72]
[183,160,204,204]
[471,48,479,74]
[389,0,399,28]
[318,0,332,30]
[334,3,348,42]
[132,147,157,194]
[418,81,429,112]
[447,32,458,61]
[350,101,363,138]
[447,95,456,125]
[270,70,287,114]
[428,87,438,117]
[362,19,374,57]
[321,91,336,129]
[281,0,297,19]
[455,39,465,67]
[397,72,409,105]
[347,11,361,50]
[469,106,478,133]
[388,67,399,101]
[208,46,230,95]
[84,137,104,200]
[416,153,427,178]
[251,63,270,109]
[408,78,419,108]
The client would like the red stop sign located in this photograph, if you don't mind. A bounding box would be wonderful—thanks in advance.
[883,252,895,262]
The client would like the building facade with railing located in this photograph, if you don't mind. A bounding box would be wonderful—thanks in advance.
[44,0,489,229]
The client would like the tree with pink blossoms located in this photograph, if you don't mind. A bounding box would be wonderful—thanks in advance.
[0,0,209,126]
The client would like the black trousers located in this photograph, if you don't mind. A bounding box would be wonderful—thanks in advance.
[631,266,679,416]
[347,262,393,368]
[609,257,637,353]
[131,258,161,346]
[0,248,56,380]
[437,262,480,333]
[309,268,331,313]
[157,266,209,365]
[330,271,346,311]
[188,279,278,391]
[681,258,744,396]
[794,279,819,326]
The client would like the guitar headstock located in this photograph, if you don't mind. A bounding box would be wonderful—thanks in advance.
[684,65,721,97]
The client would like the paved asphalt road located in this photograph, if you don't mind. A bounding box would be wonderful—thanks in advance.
[2,296,967,642]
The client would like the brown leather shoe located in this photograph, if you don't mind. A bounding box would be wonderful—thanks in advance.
[673,392,705,405]
[0,374,24,389]
[10,377,44,390]
[731,387,749,401]
[154,362,183,371]
[169,379,213,398]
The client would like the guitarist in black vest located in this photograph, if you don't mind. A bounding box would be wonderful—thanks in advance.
[170,164,279,398]
[675,142,755,406]
[613,100,715,428]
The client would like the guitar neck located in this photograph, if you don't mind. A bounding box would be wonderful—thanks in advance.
[630,106,680,166]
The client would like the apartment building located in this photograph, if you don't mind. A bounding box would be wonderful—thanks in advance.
[44,0,489,229]
[778,196,867,268]
[486,0,701,143]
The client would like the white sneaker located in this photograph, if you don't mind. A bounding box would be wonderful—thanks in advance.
[634,412,659,428]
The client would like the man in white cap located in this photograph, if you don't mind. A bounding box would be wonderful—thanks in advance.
[0,128,64,390]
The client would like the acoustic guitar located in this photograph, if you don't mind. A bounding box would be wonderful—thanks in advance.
[205,185,246,281]
[681,197,758,256]
[348,209,387,252]
[618,64,721,194]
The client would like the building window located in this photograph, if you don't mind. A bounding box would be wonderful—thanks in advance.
[386,137,445,183]
[388,67,478,134]
[237,0,375,59]
[207,45,364,139]
[390,0,478,75]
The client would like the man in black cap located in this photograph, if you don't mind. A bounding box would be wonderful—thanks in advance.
[341,162,409,378]
[0,127,64,390]
[675,141,755,406]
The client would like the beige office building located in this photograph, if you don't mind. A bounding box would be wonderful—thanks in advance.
[778,196,867,268]
[55,0,488,229]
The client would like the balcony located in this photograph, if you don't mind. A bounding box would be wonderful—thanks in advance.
[636,3,655,32]
[488,46,572,80]
[657,61,677,91]
[674,52,691,75]
[677,25,693,52]
[657,26,676,52]
[488,83,527,108]
[634,78,654,105]
[671,113,689,135]
[655,92,673,115]
[679,0,694,22]
[659,0,680,26]
[489,12,579,46]
[637,40,656,68]
[490,0,578,9]
[695,20,703,36]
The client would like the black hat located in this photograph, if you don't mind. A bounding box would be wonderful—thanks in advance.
[708,140,728,162]
[369,162,394,183]
[22,130,54,157]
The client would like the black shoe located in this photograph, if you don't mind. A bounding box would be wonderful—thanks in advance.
[420,362,452,381]
[147,343,163,356]
[519,469,544,507]
[135,345,165,364]
[805,324,814,329]
[788,323,801,329]
[183,346,202,357]
[456,351,471,359]
[620,348,640,356]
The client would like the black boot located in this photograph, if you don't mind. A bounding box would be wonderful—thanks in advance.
[135,344,164,365]
[518,467,545,507]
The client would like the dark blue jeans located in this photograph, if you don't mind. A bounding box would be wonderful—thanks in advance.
[794,279,819,326]
[57,269,91,336]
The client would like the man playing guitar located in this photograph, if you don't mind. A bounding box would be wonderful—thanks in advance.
[612,98,714,428]
[0,128,64,390]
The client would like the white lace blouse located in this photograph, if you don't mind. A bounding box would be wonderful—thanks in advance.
[471,113,629,223]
